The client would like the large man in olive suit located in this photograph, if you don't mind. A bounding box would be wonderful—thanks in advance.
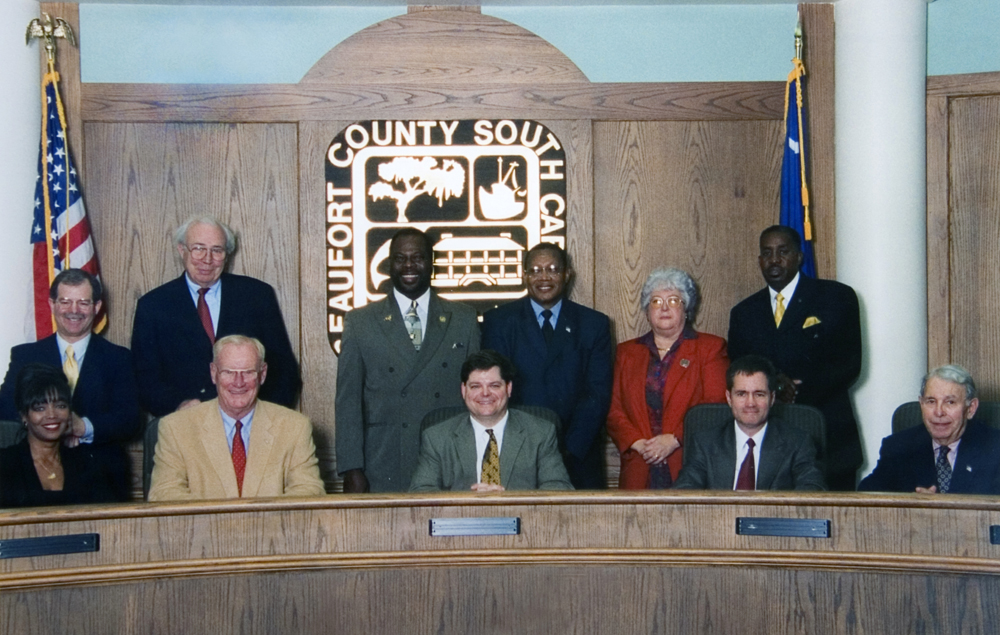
[335,228,480,493]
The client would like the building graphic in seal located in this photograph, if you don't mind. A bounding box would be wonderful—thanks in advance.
[325,119,567,354]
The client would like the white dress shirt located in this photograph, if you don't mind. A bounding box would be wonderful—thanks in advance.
[393,288,430,340]
[732,422,768,490]
[471,412,509,483]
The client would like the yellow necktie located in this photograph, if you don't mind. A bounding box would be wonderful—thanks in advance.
[774,293,786,327]
[64,344,79,392]
[481,429,501,486]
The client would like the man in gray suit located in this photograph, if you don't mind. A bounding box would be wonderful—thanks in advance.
[336,228,480,493]
[674,355,826,491]
[409,350,573,492]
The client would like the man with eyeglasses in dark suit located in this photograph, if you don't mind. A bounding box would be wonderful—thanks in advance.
[131,216,300,417]
[482,243,614,488]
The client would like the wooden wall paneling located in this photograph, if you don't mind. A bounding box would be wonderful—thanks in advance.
[299,120,355,491]
[39,3,83,186]
[538,120,594,307]
[800,3,836,276]
[79,82,786,124]
[943,95,1000,399]
[84,123,300,352]
[593,120,783,344]
[926,95,951,369]
[300,9,588,85]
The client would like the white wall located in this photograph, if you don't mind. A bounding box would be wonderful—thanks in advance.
[0,0,46,371]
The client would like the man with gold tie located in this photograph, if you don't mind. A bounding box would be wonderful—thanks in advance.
[727,225,862,491]
[409,349,573,492]
[0,269,139,446]
[148,335,324,501]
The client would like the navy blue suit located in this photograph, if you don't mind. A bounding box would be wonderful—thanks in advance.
[482,297,613,489]
[728,275,862,489]
[131,273,300,417]
[859,421,1000,494]
[0,334,140,444]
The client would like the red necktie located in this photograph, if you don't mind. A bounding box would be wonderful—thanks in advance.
[197,287,215,344]
[232,420,246,497]
[735,438,756,491]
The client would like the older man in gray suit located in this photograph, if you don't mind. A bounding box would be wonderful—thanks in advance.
[409,350,573,492]
[336,228,480,493]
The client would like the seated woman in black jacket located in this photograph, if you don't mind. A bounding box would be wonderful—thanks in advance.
[0,363,129,507]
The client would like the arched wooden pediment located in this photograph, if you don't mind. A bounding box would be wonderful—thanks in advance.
[301,8,589,85]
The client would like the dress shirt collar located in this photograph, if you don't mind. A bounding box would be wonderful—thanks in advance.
[733,421,768,489]
[220,406,255,454]
[56,332,91,363]
[471,410,510,483]
[393,288,430,338]
[529,298,563,329]
[769,271,801,310]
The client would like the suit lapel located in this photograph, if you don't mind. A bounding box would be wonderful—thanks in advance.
[171,275,215,346]
[200,405,240,498]
[241,405,275,497]
[374,297,418,363]
[546,300,576,366]
[756,424,785,489]
[516,298,548,359]
[499,412,526,486]
[661,337,696,407]
[453,416,479,483]
[719,423,738,489]
[778,276,813,333]
[74,336,100,397]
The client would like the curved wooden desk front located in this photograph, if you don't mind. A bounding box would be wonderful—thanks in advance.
[2,491,999,634]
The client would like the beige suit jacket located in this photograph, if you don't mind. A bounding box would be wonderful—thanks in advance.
[148,399,325,501]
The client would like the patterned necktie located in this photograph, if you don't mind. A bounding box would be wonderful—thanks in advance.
[936,445,952,494]
[63,344,79,393]
[404,300,422,351]
[481,429,501,486]
[735,438,756,490]
[774,293,786,327]
[197,287,215,345]
[541,309,554,345]
[232,420,246,497]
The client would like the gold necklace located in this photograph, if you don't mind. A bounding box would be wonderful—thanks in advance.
[33,456,60,480]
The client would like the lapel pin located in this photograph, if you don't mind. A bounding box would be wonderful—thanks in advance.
[439,316,447,323]
[384,315,392,321]
[967,465,973,472]
[680,359,690,368]
[566,326,571,333]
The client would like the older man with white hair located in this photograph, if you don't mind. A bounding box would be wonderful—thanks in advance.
[131,216,300,417]
[859,365,1000,494]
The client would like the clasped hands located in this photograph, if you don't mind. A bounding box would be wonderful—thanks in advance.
[631,434,680,466]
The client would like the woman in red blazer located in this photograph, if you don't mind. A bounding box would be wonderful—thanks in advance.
[607,268,729,489]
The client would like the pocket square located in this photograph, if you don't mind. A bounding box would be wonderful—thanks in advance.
[802,317,821,329]
[452,342,465,349]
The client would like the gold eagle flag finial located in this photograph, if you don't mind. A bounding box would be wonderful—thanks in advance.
[26,13,77,69]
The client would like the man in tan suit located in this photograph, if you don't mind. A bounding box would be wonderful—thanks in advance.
[149,335,324,501]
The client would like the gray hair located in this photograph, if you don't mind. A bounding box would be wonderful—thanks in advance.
[921,364,977,403]
[213,335,266,368]
[174,216,237,255]
[640,267,699,322]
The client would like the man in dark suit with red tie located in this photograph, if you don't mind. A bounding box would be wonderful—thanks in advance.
[130,217,300,417]
[728,226,862,491]
[481,243,613,488]
[0,269,140,445]
[674,355,825,491]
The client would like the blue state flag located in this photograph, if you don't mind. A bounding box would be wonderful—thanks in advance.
[780,57,816,278]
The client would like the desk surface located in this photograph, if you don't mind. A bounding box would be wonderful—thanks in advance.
[2,492,999,634]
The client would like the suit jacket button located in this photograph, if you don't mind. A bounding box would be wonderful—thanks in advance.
[434,392,440,398]
[401,390,407,397]
[442,362,448,368]
[402,423,408,428]
[389,367,394,373]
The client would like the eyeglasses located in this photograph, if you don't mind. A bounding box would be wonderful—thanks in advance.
[185,244,228,260]
[649,296,684,310]
[217,369,260,382]
[526,265,563,277]
[55,298,94,310]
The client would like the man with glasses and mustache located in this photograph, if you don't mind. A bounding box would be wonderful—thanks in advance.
[481,243,613,489]
[0,268,139,446]
[131,216,300,417]
[149,335,324,500]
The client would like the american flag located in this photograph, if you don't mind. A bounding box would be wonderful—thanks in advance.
[31,69,106,339]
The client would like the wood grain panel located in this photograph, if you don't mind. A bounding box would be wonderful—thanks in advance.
[299,120,355,491]
[928,71,1000,97]
[4,494,1000,634]
[301,10,588,84]
[83,123,300,354]
[800,2,836,277]
[926,94,950,369]
[944,95,1000,398]
[80,82,786,124]
[593,120,783,344]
